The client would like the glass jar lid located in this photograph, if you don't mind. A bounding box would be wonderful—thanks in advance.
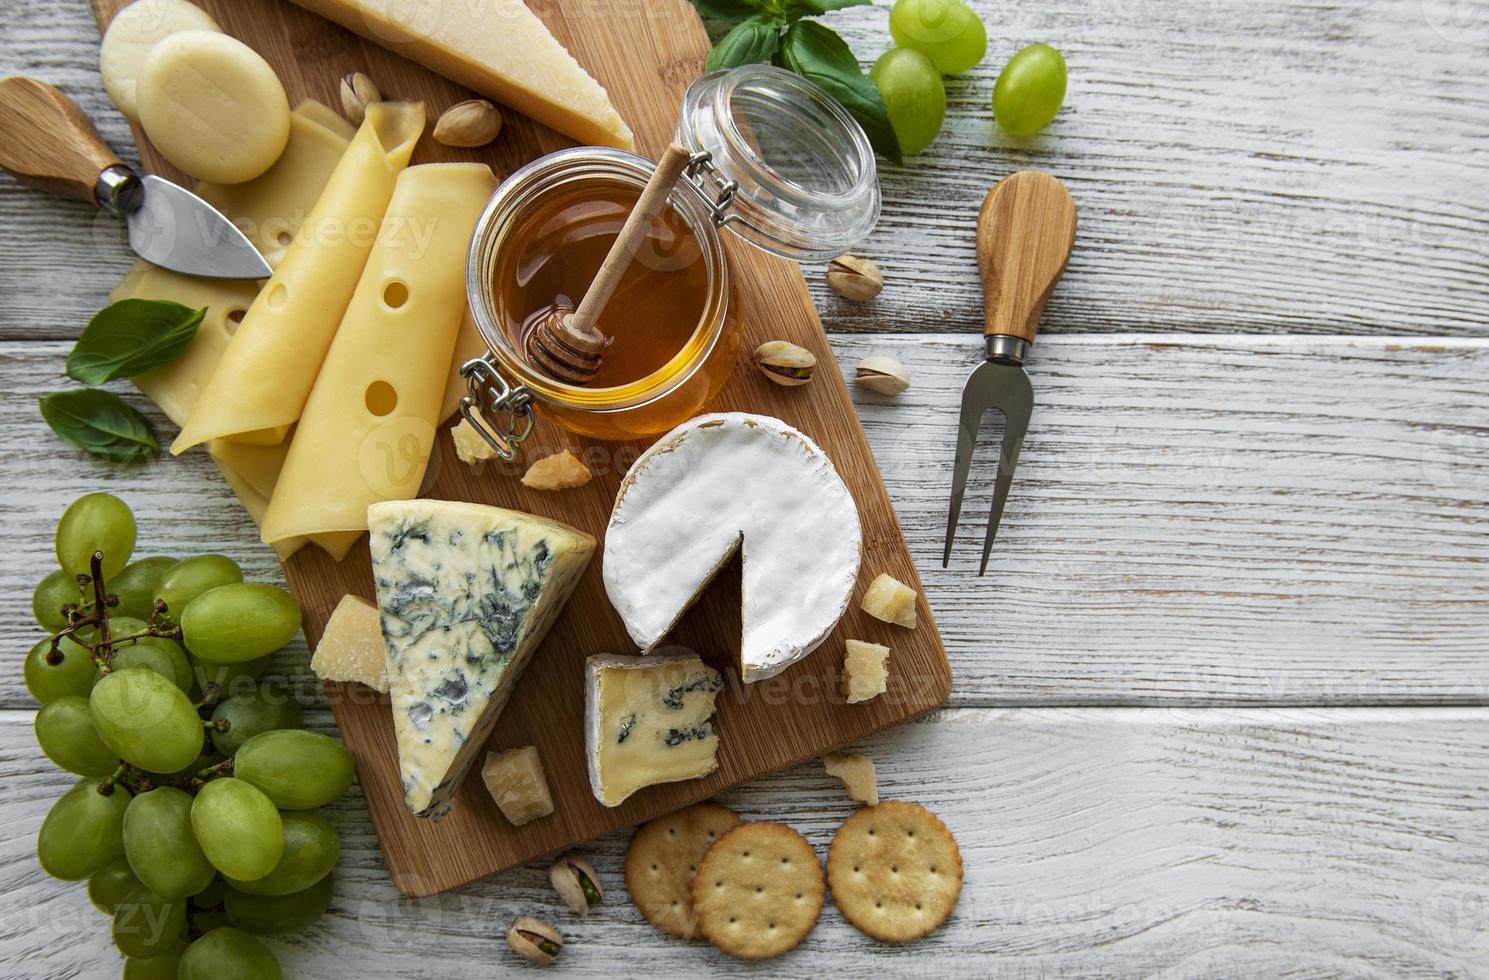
[679,64,880,261]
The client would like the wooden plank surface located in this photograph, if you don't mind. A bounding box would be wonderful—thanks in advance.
[4,335,1484,709]
[3,0,1488,340]
[86,0,951,895]
[4,707,1487,977]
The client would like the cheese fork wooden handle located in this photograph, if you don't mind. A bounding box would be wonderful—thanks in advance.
[0,77,124,204]
[978,170,1078,344]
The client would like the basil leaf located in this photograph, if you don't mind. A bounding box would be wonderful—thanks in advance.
[706,17,782,71]
[689,0,768,25]
[778,21,902,164]
[39,389,158,464]
[66,299,206,385]
[784,0,872,15]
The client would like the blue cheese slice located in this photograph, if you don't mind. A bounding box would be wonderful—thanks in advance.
[585,652,724,808]
[368,499,595,818]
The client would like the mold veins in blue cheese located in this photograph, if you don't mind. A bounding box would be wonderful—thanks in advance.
[585,652,724,808]
[368,499,596,818]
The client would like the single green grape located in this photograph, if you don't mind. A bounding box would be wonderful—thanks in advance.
[182,584,302,664]
[234,730,355,810]
[110,556,179,620]
[189,653,272,702]
[37,777,131,880]
[55,492,137,580]
[178,928,282,980]
[32,569,77,631]
[191,778,284,881]
[88,855,142,915]
[888,0,987,74]
[35,696,119,776]
[24,636,97,704]
[124,787,217,899]
[211,683,303,756]
[113,884,187,959]
[225,874,333,935]
[157,555,243,622]
[107,619,194,694]
[226,811,339,896]
[89,668,204,774]
[992,42,1068,136]
[871,47,947,156]
[122,940,188,980]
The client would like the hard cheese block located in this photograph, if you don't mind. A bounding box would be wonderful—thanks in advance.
[585,652,724,808]
[604,413,863,683]
[287,0,634,150]
[368,499,596,818]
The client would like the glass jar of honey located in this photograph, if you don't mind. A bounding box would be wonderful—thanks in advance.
[462,64,880,454]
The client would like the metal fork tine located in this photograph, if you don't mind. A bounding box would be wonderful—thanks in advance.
[943,383,990,567]
[980,406,1030,575]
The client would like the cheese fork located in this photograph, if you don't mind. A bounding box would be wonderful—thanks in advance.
[944,171,1077,574]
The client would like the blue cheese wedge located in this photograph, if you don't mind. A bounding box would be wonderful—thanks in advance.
[585,652,724,807]
[368,499,595,818]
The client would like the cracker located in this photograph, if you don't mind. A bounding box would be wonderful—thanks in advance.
[827,801,962,943]
[625,803,742,939]
[693,821,824,959]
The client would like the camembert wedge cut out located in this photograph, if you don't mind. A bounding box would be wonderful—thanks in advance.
[368,499,595,818]
[288,0,635,150]
[604,413,862,683]
[585,652,723,808]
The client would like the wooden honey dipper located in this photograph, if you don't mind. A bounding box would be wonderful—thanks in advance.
[526,142,695,385]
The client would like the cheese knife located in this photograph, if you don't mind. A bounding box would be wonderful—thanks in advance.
[944,171,1077,574]
[0,77,271,280]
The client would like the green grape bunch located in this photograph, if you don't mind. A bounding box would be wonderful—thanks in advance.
[25,492,352,978]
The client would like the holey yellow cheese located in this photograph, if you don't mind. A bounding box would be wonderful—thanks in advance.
[260,163,498,556]
[171,101,425,454]
[287,0,633,150]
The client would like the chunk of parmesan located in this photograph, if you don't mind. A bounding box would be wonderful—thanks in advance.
[309,594,389,692]
[823,752,878,806]
[842,639,890,704]
[860,572,918,629]
[522,450,592,491]
[450,416,499,465]
[482,746,555,827]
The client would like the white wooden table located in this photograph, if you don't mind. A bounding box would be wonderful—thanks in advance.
[3,1,1487,975]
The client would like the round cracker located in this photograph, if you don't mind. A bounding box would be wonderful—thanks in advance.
[625,803,742,939]
[826,800,963,943]
[693,821,824,960]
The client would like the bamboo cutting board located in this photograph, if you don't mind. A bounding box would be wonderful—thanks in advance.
[92,0,951,896]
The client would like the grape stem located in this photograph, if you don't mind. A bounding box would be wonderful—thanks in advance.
[44,551,184,674]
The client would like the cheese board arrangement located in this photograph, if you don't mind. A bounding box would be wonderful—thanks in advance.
[6,0,1080,971]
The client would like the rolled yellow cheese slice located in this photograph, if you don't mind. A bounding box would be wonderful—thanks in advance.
[260,163,499,556]
[171,101,425,455]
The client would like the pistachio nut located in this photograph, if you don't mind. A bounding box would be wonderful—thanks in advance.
[507,916,562,966]
[827,254,884,301]
[434,99,503,147]
[548,853,603,916]
[854,355,911,395]
[753,340,816,387]
[339,72,380,126]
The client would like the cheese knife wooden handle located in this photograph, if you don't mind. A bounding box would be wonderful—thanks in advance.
[0,77,124,205]
[977,171,1078,345]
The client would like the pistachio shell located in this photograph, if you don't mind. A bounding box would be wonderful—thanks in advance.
[854,355,911,395]
[339,72,380,126]
[753,340,816,387]
[827,254,884,301]
[434,99,503,147]
[507,916,562,965]
[548,854,603,916]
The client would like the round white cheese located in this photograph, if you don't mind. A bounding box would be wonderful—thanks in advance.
[604,413,862,683]
[100,0,223,122]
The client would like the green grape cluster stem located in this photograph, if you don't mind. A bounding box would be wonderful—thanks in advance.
[46,550,185,678]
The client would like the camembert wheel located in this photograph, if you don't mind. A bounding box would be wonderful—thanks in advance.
[603,413,862,682]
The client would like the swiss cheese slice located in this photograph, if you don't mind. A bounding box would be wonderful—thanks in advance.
[260,163,498,555]
[585,652,724,808]
[604,413,863,683]
[287,0,633,150]
[171,101,425,453]
[368,499,595,818]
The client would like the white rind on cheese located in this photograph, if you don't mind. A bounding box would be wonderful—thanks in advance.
[603,413,862,683]
[368,499,595,818]
[585,652,724,808]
